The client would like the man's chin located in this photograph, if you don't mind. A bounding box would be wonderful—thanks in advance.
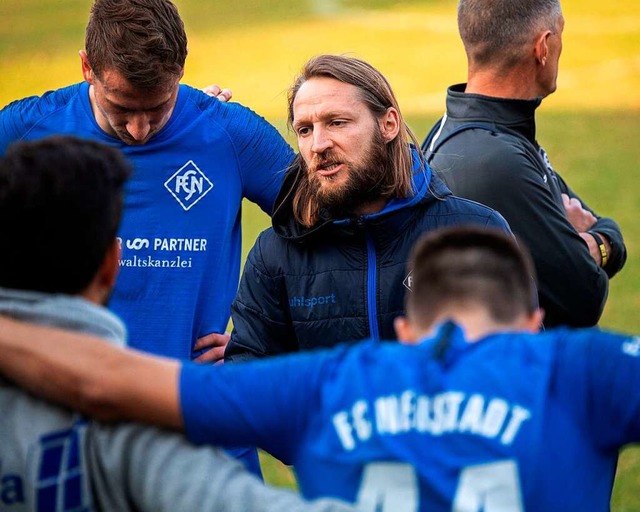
[116,132,154,146]
[119,138,150,146]
[316,183,352,211]
[317,177,347,197]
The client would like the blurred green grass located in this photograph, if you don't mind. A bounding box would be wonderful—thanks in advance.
[1,0,640,507]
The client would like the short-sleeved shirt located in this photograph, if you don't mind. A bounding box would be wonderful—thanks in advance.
[181,323,640,511]
[0,82,294,359]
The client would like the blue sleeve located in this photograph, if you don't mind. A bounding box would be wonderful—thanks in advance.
[1,88,78,155]
[221,102,294,215]
[0,97,30,154]
[556,329,640,449]
[179,350,333,464]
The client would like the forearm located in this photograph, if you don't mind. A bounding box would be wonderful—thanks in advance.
[0,316,182,428]
[534,234,608,327]
[492,173,607,326]
[558,177,626,276]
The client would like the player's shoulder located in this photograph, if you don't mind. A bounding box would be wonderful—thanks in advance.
[1,83,85,140]
[180,84,284,148]
[489,327,631,370]
[424,175,510,228]
[436,125,534,177]
[439,193,506,219]
[2,83,83,118]
[548,326,640,359]
[182,84,271,129]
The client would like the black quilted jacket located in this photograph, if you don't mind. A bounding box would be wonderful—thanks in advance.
[225,156,511,362]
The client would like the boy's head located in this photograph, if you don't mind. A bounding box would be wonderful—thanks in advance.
[397,226,541,341]
[0,136,131,297]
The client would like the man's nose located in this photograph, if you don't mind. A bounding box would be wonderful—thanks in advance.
[126,114,151,142]
[311,127,333,154]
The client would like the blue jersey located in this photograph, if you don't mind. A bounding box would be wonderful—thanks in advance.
[180,323,640,511]
[0,83,294,359]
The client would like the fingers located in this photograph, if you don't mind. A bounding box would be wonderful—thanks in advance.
[193,333,230,364]
[217,88,233,102]
[562,194,582,211]
[194,346,226,364]
[202,85,233,102]
[562,194,597,232]
[202,84,221,97]
[192,332,230,351]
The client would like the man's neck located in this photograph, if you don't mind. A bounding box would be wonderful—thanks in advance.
[465,66,544,100]
[418,308,528,343]
[354,198,388,217]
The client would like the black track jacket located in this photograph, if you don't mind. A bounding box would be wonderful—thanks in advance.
[423,84,626,328]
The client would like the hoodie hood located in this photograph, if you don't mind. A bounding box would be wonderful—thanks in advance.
[0,287,127,346]
[272,147,449,242]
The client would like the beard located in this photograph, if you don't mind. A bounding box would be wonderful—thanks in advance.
[304,128,392,218]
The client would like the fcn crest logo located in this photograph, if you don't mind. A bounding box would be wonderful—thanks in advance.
[165,160,213,211]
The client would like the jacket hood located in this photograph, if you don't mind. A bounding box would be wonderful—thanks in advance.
[272,147,449,242]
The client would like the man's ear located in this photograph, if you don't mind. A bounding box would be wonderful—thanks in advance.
[82,238,121,304]
[394,316,419,345]
[79,50,95,85]
[379,107,400,143]
[534,30,552,67]
[522,308,545,333]
[99,238,121,292]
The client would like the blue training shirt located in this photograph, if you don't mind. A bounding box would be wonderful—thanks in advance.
[0,83,294,359]
[180,323,640,511]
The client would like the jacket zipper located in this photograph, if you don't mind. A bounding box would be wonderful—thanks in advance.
[365,231,380,342]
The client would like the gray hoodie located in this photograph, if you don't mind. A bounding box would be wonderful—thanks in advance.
[0,288,354,512]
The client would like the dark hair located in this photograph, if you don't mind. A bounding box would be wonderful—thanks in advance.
[406,226,537,328]
[286,54,424,227]
[458,0,562,66]
[0,136,131,294]
[85,0,187,89]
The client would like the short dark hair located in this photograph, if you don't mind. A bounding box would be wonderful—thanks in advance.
[458,0,562,66]
[0,136,131,294]
[85,0,187,89]
[406,227,537,329]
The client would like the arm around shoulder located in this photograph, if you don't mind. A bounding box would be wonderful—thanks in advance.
[0,316,183,428]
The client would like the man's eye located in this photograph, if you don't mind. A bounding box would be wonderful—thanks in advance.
[297,127,311,136]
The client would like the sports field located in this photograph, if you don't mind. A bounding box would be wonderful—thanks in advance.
[1,0,639,508]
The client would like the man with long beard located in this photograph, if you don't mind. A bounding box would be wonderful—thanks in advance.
[224,54,512,360]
